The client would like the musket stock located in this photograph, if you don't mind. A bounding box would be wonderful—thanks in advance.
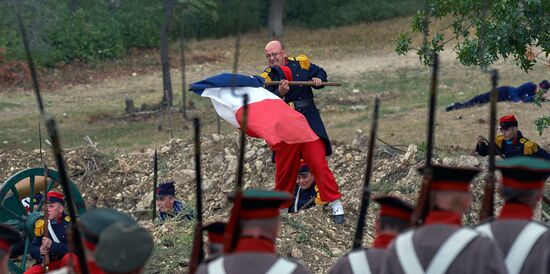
[410,53,439,226]
[479,70,498,221]
[352,97,380,250]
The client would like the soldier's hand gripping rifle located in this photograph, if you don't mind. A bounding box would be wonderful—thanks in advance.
[188,118,205,274]
[15,6,89,274]
[479,70,499,221]
[410,53,439,227]
[352,97,380,250]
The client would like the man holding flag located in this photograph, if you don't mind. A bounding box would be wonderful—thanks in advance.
[190,73,345,224]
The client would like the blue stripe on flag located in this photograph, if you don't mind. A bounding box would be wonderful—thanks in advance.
[189,73,265,95]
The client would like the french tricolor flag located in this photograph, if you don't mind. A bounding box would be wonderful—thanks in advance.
[190,73,319,149]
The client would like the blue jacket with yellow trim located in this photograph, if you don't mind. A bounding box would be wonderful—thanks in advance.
[476,131,550,160]
[29,213,70,262]
[288,182,326,213]
[260,55,332,155]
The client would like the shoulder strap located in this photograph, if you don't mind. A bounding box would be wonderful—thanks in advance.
[265,257,297,274]
[506,222,548,274]
[395,230,425,274]
[47,221,61,243]
[426,228,479,274]
[208,257,226,274]
[475,223,495,239]
[348,249,371,274]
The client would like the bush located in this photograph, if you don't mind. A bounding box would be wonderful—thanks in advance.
[0,0,420,66]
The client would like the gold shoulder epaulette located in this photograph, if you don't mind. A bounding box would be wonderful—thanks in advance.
[291,54,310,70]
[314,185,327,205]
[34,219,45,237]
[259,68,271,81]
[495,135,504,148]
[64,216,71,222]
[523,140,539,155]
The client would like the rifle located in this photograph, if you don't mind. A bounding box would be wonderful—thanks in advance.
[479,70,498,221]
[152,150,158,222]
[264,81,342,87]
[15,6,89,274]
[352,97,380,250]
[223,94,248,253]
[188,118,205,274]
[37,122,50,271]
[410,53,439,226]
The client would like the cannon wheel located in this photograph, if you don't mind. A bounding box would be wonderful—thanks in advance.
[0,167,86,274]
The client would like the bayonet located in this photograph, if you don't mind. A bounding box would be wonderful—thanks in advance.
[352,97,380,249]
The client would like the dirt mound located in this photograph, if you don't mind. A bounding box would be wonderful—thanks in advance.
[0,133,497,273]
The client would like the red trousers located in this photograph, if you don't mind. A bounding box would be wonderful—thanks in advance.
[24,253,77,274]
[274,139,341,207]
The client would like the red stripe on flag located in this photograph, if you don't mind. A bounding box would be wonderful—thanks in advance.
[235,99,318,149]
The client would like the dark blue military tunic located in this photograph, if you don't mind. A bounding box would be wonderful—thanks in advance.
[448,82,538,110]
[288,182,323,213]
[29,214,70,262]
[260,55,332,156]
[476,131,550,160]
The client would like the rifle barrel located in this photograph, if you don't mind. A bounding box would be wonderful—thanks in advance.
[17,5,89,273]
[410,53,439,226]
[265,81,342,87]
[352,97,380,250]
[152,150,158,222]
[187,118,204,274]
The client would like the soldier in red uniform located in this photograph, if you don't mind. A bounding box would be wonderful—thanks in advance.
[476,157,550,274]
[196,189,312,274]
[328,196,413,274]
[381,165,507,274]
[203,222,226,262]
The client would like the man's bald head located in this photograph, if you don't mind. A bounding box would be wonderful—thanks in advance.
[264,40,287,67]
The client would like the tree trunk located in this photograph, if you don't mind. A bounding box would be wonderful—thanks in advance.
[160,0,175,107]
[268,0,284,39]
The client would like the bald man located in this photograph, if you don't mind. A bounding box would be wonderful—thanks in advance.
[260,40,332,156]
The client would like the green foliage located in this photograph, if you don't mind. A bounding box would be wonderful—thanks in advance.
[396,0,550,71]
[286,0,422,28]
[535,115,550,136]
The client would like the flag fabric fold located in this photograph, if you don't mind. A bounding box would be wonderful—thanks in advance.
[190,73,319,149]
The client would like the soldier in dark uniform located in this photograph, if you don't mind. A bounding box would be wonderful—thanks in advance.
[476,157,550,274]
[0,224,22,274]
[196,189,312,274]
[79,208,138,274]
[446,80,549,111]
[288,162,326,213]
[25,191,76,274]
[329,195,413,274]
[156,181,194,222]
[260,40,332,156]
[94,222,154,274]
[203,222,226,261]
[476,114,550,160]
[381,165,508,274]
